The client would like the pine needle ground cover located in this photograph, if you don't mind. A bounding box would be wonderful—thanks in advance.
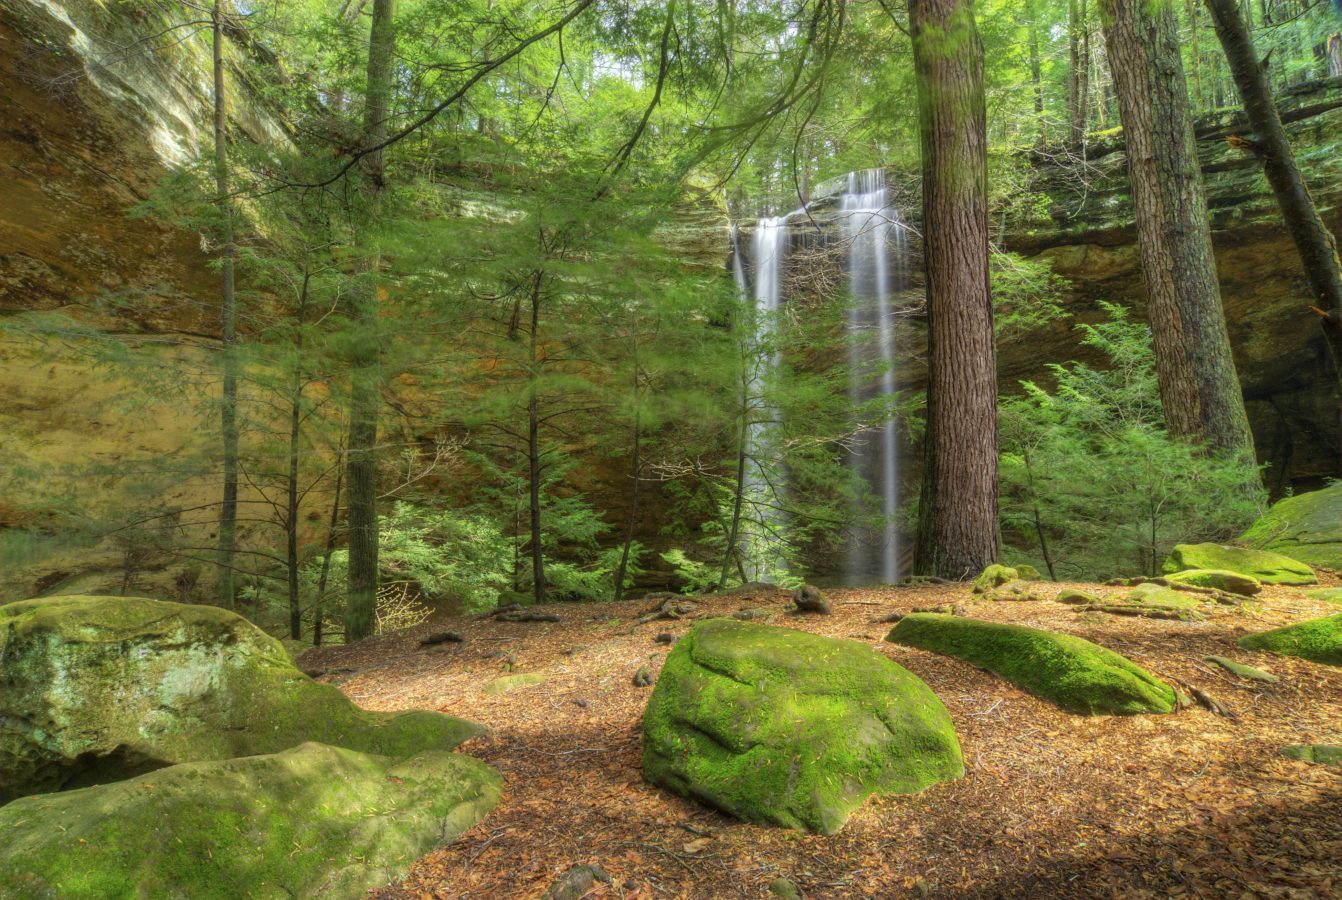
[295,580,1342,898]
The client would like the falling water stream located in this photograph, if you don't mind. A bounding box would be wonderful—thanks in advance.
[732,169,905,585]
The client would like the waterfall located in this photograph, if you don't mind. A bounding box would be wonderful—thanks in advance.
[840,169,904,585]
[731,219,790,583]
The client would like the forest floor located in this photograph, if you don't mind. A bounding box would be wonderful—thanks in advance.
[299,579,1342,899]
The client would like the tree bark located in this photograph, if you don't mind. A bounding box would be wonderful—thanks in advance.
[613,369,642,602]
[1098,0,1257,463]
[1202,0,1342,391]
[212,0,239,611]
[527,271,547,605]
[1027,0,1046,147]
[910,0,999,578]
[344,0,396,642]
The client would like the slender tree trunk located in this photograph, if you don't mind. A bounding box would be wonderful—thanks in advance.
[720,409,750,589]
[1027,0,1046,147]
[1187,0,1205,109]
[910,0,999,578]
[527,272,547,604]
[285,269,311,641]
[1022,448,1058,581]
[344,0,396,642]
[1098,0,1257,464]
[313,444,344,647]
[1068,0,1086,147]
[212,0,239,611]
[613,371,642,602]
[1203,0,1342,389]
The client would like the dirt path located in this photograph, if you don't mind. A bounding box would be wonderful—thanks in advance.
[300,583,1342,898]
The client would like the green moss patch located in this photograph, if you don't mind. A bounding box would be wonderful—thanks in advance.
[1303,588,1342,606]
[1203,655,1278,682]
[0,596,485,803]
[971,565,1017,593]
[484,673,547,694]
[1281,744,1342,766]
[886,614,1176,715]
[0,742,501,899]
[1124,583,1201,610]
[1165,569,1261,596]
[1163,543,1316,586]
[642,618,963,835]
[1238,614,1342,667]
[1238,482,1342,569]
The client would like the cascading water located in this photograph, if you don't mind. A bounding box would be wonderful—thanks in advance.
[840,169,905,585]
[731,218,791,582]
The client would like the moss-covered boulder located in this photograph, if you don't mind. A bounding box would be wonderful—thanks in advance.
[971,564,1018,594]
[642,619,963,835]
[1238,482,1342,570]
[1303,588,1342,606]
[1163,543,1316,585]
[886,614,1177,715]
[1124,583,1201,610]
[1165,569,1262,596]
[1238,614,1342,667]
[0,596,484,803]
[0,742,501,899]
[1014,564,1043,581]
[1281,744,1342,766]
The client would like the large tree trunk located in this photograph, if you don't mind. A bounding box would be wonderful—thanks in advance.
[1098,0,1257,462]
[1202,0,1342,391]
[212,0,238,611]
[910,0,999,579]
[344,0,396,642]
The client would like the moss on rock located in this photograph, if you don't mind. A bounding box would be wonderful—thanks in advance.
[0,596,485,803]
[1281,744,1342,766]
[1162,543,1316,585]
[1237,482,1342,569]
[642,618,963,835]
[1124,583,1201,610]
[1203,655,1278,682]
[1303,588,1342,606]
[886,614,1176,715]
[1165,569,1262,596]
[971,565,1018,594]
[1237,614,1342,667]
[0,742,501,899]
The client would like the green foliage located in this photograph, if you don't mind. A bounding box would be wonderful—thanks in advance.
[658,549,719,595]
[999,303,1264,579]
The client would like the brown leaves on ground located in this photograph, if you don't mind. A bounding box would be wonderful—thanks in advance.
[298,581,1342,899]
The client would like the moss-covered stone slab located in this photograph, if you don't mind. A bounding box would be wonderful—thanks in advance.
[1281,744,1342,766]
[1303,588,1342,606]
[1057,588,1102,605]
[985,581,1042,602]
[1163,543,1316,585]
[642,619,963,835]
[0,742,501,899]
[1165,569,1262,596]
[1124,583,1201,610]
[1238,482,1342,570]
[971,564,1017,594]
[0,596,485,803]
[886,614,1176,715]
[1238,614,1342,667]
[1203,655,1278,682]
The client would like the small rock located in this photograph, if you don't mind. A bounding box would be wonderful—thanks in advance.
[418,630,464,647]
[1057,589,1101,605]
[484,673,547,695]
[875,612,903,624]
[792,584,831,614]
[542,864,612,900]
[633,665,656,687]
[971,564,1018,593]
[572,698,590,708]
[769,877,805,900]
[654,632,676,644]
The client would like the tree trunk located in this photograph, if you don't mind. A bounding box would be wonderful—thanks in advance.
[1202,0,1342,391]
[910,0,999,579]
[343,0,396,642]
[285,269,311,641]
[527,272,547,605]
[1098,0,1257,463]
[1027,0,1046,147]
[719,409,750,589]
[313,444,344,647]
[212,0,239,611]
[613,376,642,602]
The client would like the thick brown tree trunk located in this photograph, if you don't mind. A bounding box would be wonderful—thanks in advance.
[910,0,999,579]
[344,0,396,642]
[212,0,238,611]
[1202,0,1342,391]
[1098,0,1257,462]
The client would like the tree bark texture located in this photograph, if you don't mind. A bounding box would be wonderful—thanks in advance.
[213,0,238,611]
[1098,0,1257,461]
[910,0,999,579]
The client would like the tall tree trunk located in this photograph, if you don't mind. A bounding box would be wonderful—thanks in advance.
[1068,0,1086,147]
[285,268,311,641]
[1203,0,1342,389]
[910,0,999,578]
[613,370,642,602]
[1027,0,1046,147]
[720,407,750,589]
[344,0,396,642]
[212,0,239,611]
[313,441,344,647]
[1098,0,1257,463]
[527,272,547,605]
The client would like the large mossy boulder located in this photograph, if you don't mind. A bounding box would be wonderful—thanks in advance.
[1238,614,1342,667]
[0,596,485,803]
[642,619,963,835]
[1162,543,1316,585]
[1165,569,1262,596]
[886,614,1177,715]
[1237,482,1342,569]
[0,742,502,899]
